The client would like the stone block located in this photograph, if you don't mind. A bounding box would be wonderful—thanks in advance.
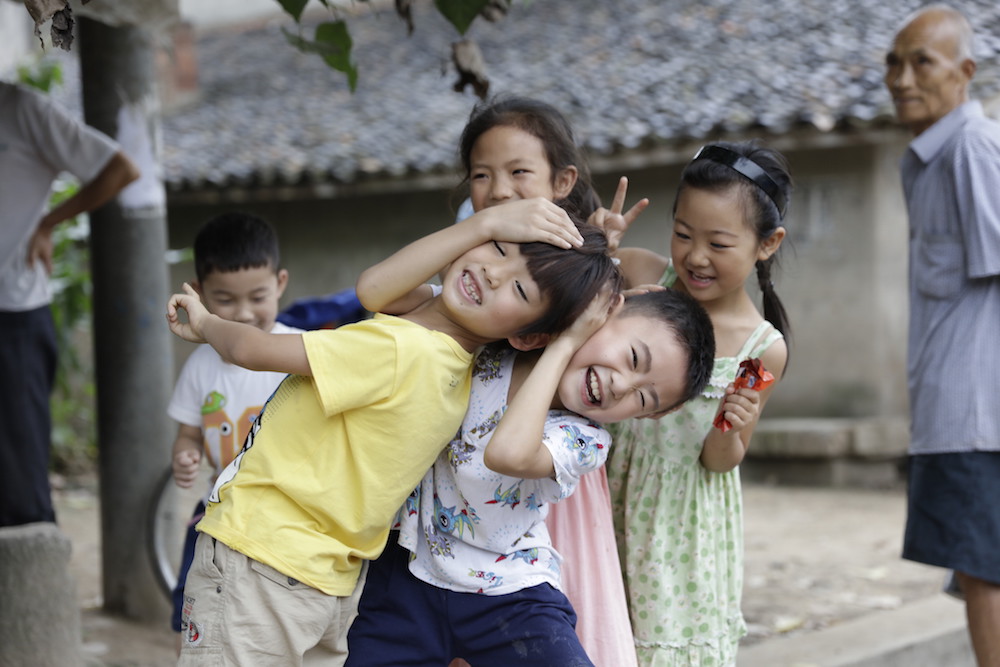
[0,522,82,667]
[852,417,909,458]
[750,419,854,458]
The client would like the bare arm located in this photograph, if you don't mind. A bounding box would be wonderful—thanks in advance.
[484,293,617,478]
[171,424,203,489]
[28,151,140,274]
[699,339,788,472]
[615,246,668,290]
[166,283,311,376]
[356,198,582,313]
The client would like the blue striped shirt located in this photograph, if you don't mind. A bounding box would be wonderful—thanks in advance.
[902,101,1000,454]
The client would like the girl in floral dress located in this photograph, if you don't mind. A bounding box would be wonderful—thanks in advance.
[607,141,792,666]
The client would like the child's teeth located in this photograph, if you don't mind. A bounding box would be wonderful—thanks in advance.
[463,273,481,304]
[588,369,601,403]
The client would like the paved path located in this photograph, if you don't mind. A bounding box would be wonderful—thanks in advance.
[54,480,967,666]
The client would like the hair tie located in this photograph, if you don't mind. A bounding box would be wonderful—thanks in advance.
[693,145,787,218]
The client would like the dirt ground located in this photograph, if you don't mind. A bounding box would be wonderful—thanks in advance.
[53,476,945,666]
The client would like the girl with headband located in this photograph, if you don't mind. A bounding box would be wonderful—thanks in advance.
[605,140,792,666]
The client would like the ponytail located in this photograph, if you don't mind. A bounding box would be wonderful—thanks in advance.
[755,259,790,343]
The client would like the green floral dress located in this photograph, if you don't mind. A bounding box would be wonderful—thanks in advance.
[607,265,782,667]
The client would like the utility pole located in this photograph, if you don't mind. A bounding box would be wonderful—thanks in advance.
[78,17,174,620]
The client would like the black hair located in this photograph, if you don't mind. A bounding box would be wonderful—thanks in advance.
[458,95,599,221]
[516,217,622,336]
[674,140,793,348]
[619,290,715,411]
[194,212,281,283]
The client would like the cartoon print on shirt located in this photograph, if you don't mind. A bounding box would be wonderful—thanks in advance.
[467,409,503,446]
[206,375,286,505]
[447,433,477,467]
[468,568,504,592]
[433,494,478,539]
[485,482,521,509]
[560,422,605,467]
[473,346,503,383]
[425,529,455,558]
[199,390,266,470]
[406,485,421,516]
[524,493,543,512]
[495,547,539,565]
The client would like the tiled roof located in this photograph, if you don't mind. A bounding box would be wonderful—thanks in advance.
[160,0,1000,192]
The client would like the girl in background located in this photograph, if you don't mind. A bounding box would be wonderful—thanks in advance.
[607,140,791,666]
[457,96,646,667]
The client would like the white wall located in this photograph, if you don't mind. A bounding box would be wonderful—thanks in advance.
[0,3,39,77]
[177,0,286,28]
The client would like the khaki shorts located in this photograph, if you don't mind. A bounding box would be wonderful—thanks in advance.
[178,533,368,666]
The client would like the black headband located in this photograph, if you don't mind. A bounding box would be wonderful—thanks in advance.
[692,145,787,218]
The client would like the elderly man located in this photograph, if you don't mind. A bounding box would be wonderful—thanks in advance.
[0,80,138,527]
[884,5,1000,665]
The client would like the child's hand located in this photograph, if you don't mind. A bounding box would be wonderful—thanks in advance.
[588,176,650,253]
[622,283,667,298]
[166,283,211,343]
[172,448,201,489]
[471,198,583,249]
[714,384,763,434]
[553,288,621,352]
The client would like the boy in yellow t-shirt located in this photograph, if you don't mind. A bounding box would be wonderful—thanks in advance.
[165,200,619,666]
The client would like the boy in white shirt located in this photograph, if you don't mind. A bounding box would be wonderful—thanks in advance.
[166,212,300,647]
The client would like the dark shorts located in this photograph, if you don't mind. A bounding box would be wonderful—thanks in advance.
[346,534,592,667]
[171,500,206,632]
[0,306,57,527]
[903,452,1000,585]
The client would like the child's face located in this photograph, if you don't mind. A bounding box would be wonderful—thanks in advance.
[195,265,288,333]
[440,239,550,341]
[555,310,689,424]
[670,186,778,304]
[468,125,575,212]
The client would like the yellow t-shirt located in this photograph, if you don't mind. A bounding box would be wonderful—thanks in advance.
[197,314,473,596]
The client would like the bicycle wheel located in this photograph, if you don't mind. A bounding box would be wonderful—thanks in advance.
[146,465,212,599]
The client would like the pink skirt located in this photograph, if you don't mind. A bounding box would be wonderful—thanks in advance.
[548,466,638,666]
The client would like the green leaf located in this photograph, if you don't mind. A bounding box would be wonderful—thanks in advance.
[434,0,490,35]
[277,0,310,22]
[282,21,359,91]
[17,60,63,93]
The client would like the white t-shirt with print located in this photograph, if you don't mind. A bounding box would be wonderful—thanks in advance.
[396,345,611,595]
[167,321,301,475]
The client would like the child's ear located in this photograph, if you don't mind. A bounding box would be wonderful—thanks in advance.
[507,332,550,351]
[609,292,626,314]
[553,166,578,201]
[275,268,289,298]
[757,226,786,261]
[190,280,203,297]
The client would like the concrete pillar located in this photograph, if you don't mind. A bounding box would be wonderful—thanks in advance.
[78,17,173,621]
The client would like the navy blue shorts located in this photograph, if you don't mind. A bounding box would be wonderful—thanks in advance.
[346,534,592,666]
[903,452,1000,585]
[0,307,57,527]
[171,500,206,632]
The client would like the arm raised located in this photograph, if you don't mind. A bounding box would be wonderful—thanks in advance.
[484,292,617,478]
[356,198,582,313]
[166,283,311,376]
